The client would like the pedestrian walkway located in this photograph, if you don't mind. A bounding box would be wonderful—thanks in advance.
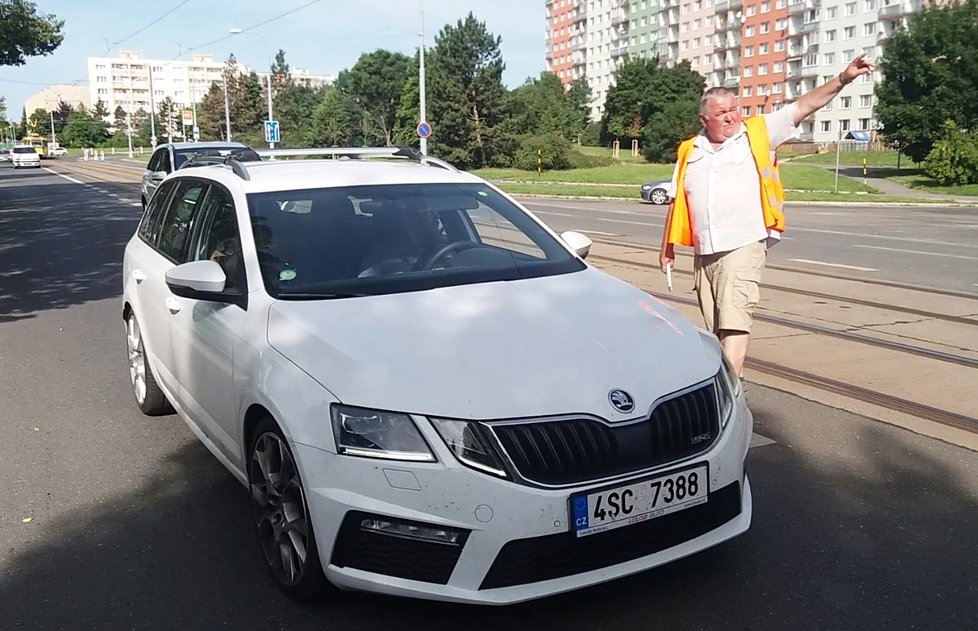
[810,163,978,204]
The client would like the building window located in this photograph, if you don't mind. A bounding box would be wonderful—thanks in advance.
[826,6,837,18]
[805,9,818,21]
[96,63,106,70]
[775,40,785,51]
[776,0,786,7]
[860,73,873,84]
[865,0,876,8]
[774,61,784,72]
[743,106,752,116]
[760,43,769,54]
[844,26,855,38]
[747,5,757,16]
[840,119,851,131]
[757,105,766,114]
[743,86,753,96]
[759,63,769,75]
[745,45,755,57]
[860,94,872,107]
[824,52,835,65]
[845,2,856,15]
[863,22,876,35]
[97,88,107,95]
[859,118,871,129]
[805,53,818,66]
[843,49,855,62]
[774,82,783,93]
[744,66,754,77]
[821,120,832,132]
[823,75,835,85]
[746,25,756,36]
[776,18,787,29]
[840,96,852,108]
[761,22,770,33]
[825,30,837,42]
[762,1,771,11]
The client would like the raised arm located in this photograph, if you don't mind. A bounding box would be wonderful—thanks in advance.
[792,53,875,127]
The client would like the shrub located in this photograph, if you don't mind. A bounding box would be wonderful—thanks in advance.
[922,122,978,185]
[513,133,574,171]
[580,121,602,147]
[567,149,614,169]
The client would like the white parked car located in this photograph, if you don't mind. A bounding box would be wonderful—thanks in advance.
[122,147,752,605]
[48,145,68,157]
[11,145,41,168]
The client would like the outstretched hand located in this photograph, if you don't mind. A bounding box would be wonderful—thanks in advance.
[841,53,875,85]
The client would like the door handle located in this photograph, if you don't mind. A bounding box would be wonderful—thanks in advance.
[165,297,182,314]
[132,269,146,283]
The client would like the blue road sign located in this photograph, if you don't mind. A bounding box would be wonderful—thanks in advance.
[417,121,432,139]
[264,120,280,143]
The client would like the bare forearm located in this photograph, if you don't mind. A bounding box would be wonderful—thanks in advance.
[793,73,851,126]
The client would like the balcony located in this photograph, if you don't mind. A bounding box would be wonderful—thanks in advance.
[724,75,740,88]
[879,1,909,16]
[787,0,807,14]
[611,43,629,58]
[611,10,627,26]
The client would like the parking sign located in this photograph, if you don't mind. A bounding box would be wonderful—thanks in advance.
[264,120,280,143]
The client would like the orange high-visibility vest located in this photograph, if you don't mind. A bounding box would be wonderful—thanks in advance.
[665,116,785,248]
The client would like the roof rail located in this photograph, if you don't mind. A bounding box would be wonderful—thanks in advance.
[253,146,459,172]
[179,148,262,180]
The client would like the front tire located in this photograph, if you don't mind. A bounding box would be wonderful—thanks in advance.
[650,188,668,205]
[126,312,173,416]
[249,418,330,602]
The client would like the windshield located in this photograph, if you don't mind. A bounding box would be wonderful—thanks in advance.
[13,147,36,154]
[248,183,584,299]
[173,146,244,168]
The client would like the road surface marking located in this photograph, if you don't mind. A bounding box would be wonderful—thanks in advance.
[534,210,658,228]
[582,230,620,236]
[41,167,84,185]
[854,244,978,261]
[750,433,776,448]
[790,226,978,250]
[788,258,880,272]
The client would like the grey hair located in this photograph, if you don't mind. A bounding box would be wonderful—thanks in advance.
[700,87,738,115]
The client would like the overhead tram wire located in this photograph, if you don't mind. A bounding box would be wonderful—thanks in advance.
[103,0,194,54]
[179,0,324,55]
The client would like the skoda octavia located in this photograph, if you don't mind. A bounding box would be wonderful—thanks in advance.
[122,147,752,604]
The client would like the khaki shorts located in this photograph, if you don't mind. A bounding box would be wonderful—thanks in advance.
[693,241,767,334]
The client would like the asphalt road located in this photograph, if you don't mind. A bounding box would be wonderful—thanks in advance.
[1,164,977,630]
[519,197,978,295]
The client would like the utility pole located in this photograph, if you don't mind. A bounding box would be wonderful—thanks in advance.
[49,110,56,149]
[419,2,427,155]
[149,65,157,147]
[223,76,232,142]
[266,70,274,149]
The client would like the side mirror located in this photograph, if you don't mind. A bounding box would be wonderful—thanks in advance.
[152,171,167,181]
[560,230,592,260]
[165,260,228,300]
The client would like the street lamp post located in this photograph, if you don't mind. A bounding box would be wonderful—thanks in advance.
[419,3,428,155]
[223,76,232,142]
[229,29,274,148]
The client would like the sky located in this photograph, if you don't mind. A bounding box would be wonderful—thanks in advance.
[0,0,548,116]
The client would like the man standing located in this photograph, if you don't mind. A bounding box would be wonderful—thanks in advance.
[659,54,874,378]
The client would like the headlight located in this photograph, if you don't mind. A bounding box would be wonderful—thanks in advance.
[641,185,652,190]
[716,352,742,428]
[330,405,435,462]
[429,418,509,479]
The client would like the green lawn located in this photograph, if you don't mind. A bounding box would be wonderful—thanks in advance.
[575,144,648,164]
[472,162,873,193]
[889,173,978,197]
[791,150,921,168]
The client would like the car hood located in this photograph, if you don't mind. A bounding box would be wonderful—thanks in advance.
[266,268,720,420]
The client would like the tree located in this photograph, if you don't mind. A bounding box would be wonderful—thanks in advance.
[875,0,978,163]
[0,95,6,122]
[307,86,357,146]
[922,121,978,185]
[0,0,64,67]
[60,108,108,147]
[28,106,49,135]
[20,106,27,137]
[338,49,412,145]
[427,12,507,169]
[642,99,701,162]
[156,97,180,142]
[602,59,704,144]
[90,98,110,121]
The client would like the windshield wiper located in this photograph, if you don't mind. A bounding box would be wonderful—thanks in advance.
[279,292,371,300]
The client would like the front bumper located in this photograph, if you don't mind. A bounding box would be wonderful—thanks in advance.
[295,398,753,605]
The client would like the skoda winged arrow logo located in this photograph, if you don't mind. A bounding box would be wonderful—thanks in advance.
[608,389,635,413]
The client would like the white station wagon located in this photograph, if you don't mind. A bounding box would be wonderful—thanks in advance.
[122,147,752,604]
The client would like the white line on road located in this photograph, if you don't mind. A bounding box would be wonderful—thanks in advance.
[853,244,978,261]
[788,258,880,272]
[582,230,621,236]
[750,433,777,448]
[790,226,978,250]
[41,167,84,185]
[534,210,658,228]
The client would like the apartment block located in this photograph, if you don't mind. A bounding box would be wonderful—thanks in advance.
[87,51,333,123]
[546,0,922,135]
[25,84,90,116]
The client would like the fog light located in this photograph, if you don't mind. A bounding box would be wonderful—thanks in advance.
[360,518,463,545]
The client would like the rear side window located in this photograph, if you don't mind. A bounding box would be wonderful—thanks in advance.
[157,180,209,261]
[138,181,178,245]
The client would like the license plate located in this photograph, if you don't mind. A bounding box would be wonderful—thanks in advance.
[570,464,709,537]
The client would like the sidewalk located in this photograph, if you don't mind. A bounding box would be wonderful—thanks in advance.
[811,163,978,204]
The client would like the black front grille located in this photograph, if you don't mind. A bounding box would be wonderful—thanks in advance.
[491,383,721,485]
[480,480,742,590]
[331,512,469,585]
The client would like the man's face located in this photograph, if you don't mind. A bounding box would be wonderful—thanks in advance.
[700,95,742,142]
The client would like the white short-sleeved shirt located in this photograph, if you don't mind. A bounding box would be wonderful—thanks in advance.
[667,103,798,255]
